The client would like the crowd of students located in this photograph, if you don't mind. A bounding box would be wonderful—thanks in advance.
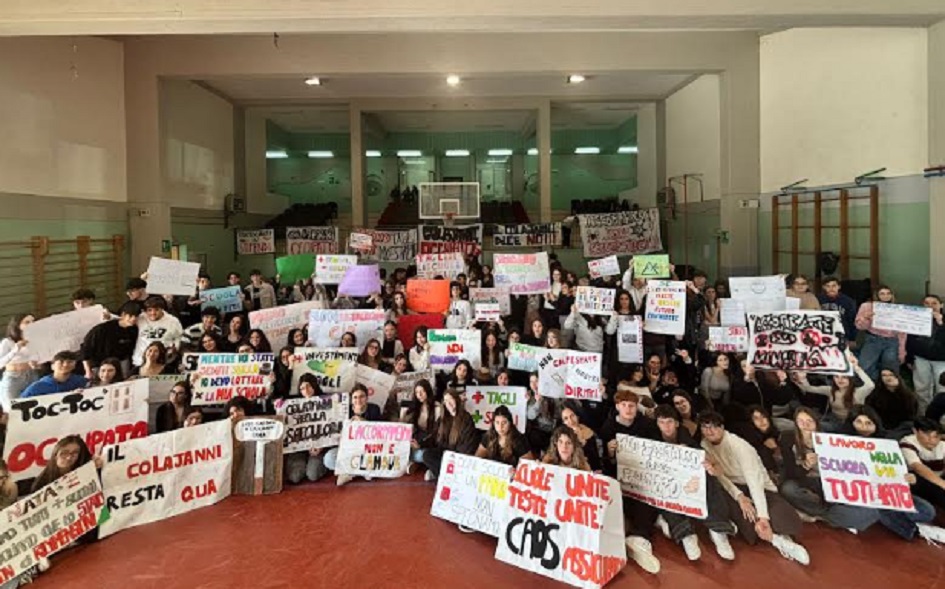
[2,252,945,582]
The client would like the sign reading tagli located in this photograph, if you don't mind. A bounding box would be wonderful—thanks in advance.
[813,432,915,513]
[643,280,687,336]
[494,462,626,589]
[277,393,350,453]
[537,349,602,401]
[578,209,662,258]
[237,229,275,255]
[5,380,150,481]
[747,310,851,375]
[430,451,514,537]
[616,434,708,518]
[0,463,105,584]
[285,226,338,255]
[575,286,616,316]
[99,420,233,538]
[493,252,551,295]
[465,386,528,433]
[428,329,482,372]
[335,421,413,478]
[191,353,275,405]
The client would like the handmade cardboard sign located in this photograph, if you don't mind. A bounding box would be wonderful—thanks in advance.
[465,386,528,433]
[616,434,707,518]
[277,394,350,453]
[430,451,514,537]
[747,311,851,375]
[334,421,413,478]
[191,353,275,405]
[537,350,602,401]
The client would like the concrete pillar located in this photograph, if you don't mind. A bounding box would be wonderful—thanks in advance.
[537,100,552,222]
[350,104,365,228]
[930,20,945,295]
[636,103,658,209]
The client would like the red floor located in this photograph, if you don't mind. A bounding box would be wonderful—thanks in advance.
[38,474,945,589]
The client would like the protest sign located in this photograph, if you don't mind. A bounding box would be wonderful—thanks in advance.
[578,209,662,258]
[507,342,546,373]
[747,310,851,374]
[643,280,687,336]
[147,375,181,432]
[249,301,322,349]
[396,313,445,351]
[872,302,933,337]
[494,252,551,295]
[616,434,707,518]
[290,347,358,393]
[338,264,381,297]
[537,350,602,401]
[729,275,788,317]
[406,280,451,314]
[276,254,315,284]
[199,286,243,314]
[356,364,396,409]
[390,370,434,404]
[308,309,385,349]
[146,256,200,296]
[418,223,483,257]
[23,305,105,363]
[475,303,502,322]
[5,380,149,481]
[237,229,275,255]
[575,286,616,316]
[428,329,482,372]
[632,254,670,279]
[707,326,749,353]
[313,254,357,284]
[286,226,338,255]
[493,223,562,247]
[233,417,285,496]
[416,252,466,279]
[99,420,233,538]
[430,451,513,537]
[587,255,620,279]
[353,228,417,262]
[720,298,747,326]
[495,462,626,589]
[191,353,275,405]
[334,421,413,478]
[813,432,914,512]
[0,462,105,583]
[469,287,511,316]
[617,316,643,363]
[277,393,350,453]
[465,386,528,433]
[348,232,374,251]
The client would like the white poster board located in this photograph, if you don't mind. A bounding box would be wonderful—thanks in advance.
[191,352,275,405]
[575,286,616,316]
[416,252,466,280]
[430,451,513,537]
[428,329,482,372]
[237,229,275,255]
[146,257,200,296]
[356,364,397,409]
[707,326,749,353]
[23,304,105,362]
[747,311,852,375]
[537,349,602,401]
[250,301,323,349]
[277,393,350,453]
[643,280,687,336]
[470,287,512,316]
[872,302,933,337]
[729,275,787,317]
[616,434,707,518]
[334,421,413,478]
[313,254,358,284]
[617,316,644,363]
[493,252,551,295]
[465,386,528,433]
[587,255,621,279]
[308,309,385,350]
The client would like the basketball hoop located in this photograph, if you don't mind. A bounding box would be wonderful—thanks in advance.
[443,212,456,227]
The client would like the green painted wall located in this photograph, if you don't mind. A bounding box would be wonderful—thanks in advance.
[665,203,721,279]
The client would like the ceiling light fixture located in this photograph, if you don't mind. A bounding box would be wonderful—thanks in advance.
[266,150,289,159]
[446,149,470,157]
[397,150,423,157]
[567,74,586,84]
[574,147,600,154]
[307,151,334,158]
[365,150,382,157]
[304,76,322,86]
[527,148,538,156]
[488,149,513,156]
[618,146,639,154]
[446,74,461,86]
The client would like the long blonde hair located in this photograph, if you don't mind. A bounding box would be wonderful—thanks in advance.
[542,426,590,471]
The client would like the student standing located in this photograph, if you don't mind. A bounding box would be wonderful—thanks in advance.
[81,301,141,379]
[817,277,857,348]
[132,296,183,367]
[0,314,37,410]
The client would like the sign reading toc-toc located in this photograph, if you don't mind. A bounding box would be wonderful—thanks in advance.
[494,462,626,589]
[335,421,413,478]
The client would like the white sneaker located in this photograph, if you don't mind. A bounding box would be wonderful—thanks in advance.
[655,515,671,539]
[424,470,436,482]
[36,557,51,573]
[846,528,858,536]
[406,462,417,475]
[457,524,475,534]
[795,509,818,523]
[710,530,735,561]
[917,523,945,546]
[336,474,353,487]
[771,534,810,566]
[625,536,661,574]
[681,534,701,561]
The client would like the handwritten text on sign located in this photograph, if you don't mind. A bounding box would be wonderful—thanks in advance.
[419,224,483,257]
[494,252,551,295]
[616,435,707,518]
[707,326,749,353]
[286,226,338,255]
[493,223,562,247]
[199,286,243,314]
[494,462,626,589]
[277,394,350,453]
[428,329,482,372]
[313,254,357,284]
[308,309,385,350]
[813,432,915,513]
[643,280,686,336]
[465,386,528,433]
[416,252,466,279]
[250,301,322,349]
[352,228,417,262]
[578,209,662,258]
[23,305,105,363]
[335,421,413,478]
[5,381,150,481]
[538,350,602,401]
[99,419,233,538]
[587,255,620,279]
[237,229,275,255]
[192,353,274,405]
[747,311,851,375]
[575,287,616,316]
[872,302,933,337]
[290,347,358,393]
[430,451,513,537]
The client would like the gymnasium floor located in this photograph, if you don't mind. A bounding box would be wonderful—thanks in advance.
[39,473,945,589]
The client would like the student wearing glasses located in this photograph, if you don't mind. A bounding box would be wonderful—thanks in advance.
[156,381,193,433]
[786,274,820,310]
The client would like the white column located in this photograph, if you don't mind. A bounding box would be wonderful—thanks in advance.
[537,100,552,223]
[930,20,945,295]
[350,104,365,228]
[635,103,658,208]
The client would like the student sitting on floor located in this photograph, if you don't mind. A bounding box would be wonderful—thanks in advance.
[475,404,534,467]
[901,417,945,510]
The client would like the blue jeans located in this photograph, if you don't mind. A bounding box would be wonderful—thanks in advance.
[858,332,899,381]
[0,369,37,412]
[411,448,427,464]
[780,478,878,531]
[877,496,936,540]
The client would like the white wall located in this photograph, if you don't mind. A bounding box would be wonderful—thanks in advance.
[0,37,125,202]
[760,28,928,192]
[160,79,235,210]
[665,74,722,201]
